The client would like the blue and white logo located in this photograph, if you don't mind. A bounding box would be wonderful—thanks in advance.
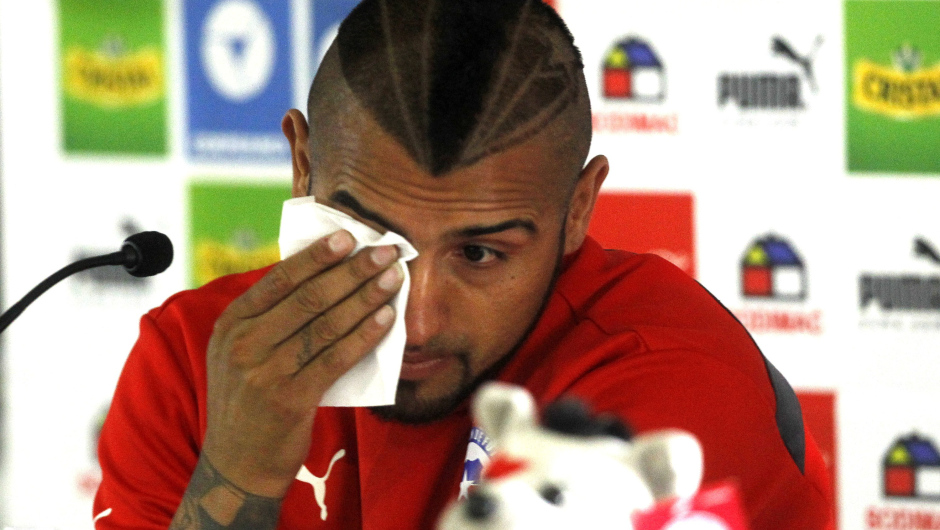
[312,0,361,72]
[460,427,495,499]
[202,0,276,101]
[186,0,294,162]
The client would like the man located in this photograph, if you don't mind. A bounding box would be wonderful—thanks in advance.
[94,0,833,528]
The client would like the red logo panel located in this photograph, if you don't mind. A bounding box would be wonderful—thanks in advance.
[797,391,838,527]
[884,467,915,496]
[742,266,773,296]
[588,191,696,277]
[604,70,631,98]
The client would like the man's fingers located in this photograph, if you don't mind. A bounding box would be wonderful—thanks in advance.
[293,304,397,394]
[225,231,356,320]
[257,244,401,344]
[288,263,404,369]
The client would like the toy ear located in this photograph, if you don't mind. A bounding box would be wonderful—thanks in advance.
[627,430,703,501]
[472,382,537,445]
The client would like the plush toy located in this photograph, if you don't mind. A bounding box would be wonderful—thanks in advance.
[437,382,704,530]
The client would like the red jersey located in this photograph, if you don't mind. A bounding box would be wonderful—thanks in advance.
[94,237,833,529]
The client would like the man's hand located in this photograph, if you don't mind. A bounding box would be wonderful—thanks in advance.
[170,230,403,528]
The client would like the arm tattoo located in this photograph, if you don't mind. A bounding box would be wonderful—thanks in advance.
[170,455,283,529]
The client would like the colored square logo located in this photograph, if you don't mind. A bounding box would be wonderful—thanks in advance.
[773,266,804,297]
[845,0,940,174]
[602,37,666,103]
[740,235,807,301]
[918,467,940,496]
[632,68,663,99]
[188,182,291,287]
[588,192,695,278]
[185,0,295,162]
[604,71,630,98]
[885,467,915,496]
[743,266,773,297]
[58,0,168,155]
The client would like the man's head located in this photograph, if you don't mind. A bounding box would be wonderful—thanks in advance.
[282,0,608,423]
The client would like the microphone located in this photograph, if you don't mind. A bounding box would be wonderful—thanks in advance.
[120,231,175,277]
[0,231,173,334]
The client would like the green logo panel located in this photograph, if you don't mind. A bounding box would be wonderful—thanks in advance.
[845,0,940,174]
[58,0,168,155]
[189,181,292,288]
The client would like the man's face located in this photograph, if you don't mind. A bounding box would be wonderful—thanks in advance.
[307,114,571,423]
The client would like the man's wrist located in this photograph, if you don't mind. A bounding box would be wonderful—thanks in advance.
[170,454,284,530]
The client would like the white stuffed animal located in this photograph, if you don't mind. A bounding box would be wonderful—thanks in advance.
[438,382,704,530]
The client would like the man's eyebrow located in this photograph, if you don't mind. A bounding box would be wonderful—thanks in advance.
[329,190,536,240]
[453,219,537,239]
[329,190,408,237]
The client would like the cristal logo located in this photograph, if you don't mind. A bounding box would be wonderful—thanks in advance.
[853,44,940,119]
[64,36,163,107]
[194,229,280,286]
[201,0,276,101]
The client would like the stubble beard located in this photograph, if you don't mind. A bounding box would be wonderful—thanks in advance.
[370,228,567,425]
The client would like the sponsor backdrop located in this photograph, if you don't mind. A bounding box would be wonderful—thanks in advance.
[0,0,938,527]
[845,1,940,174]
[189,181,291,286]
[185,0,296,162]
[58,0,168,154]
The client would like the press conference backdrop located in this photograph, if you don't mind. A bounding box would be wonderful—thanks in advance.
[0,0,938,527]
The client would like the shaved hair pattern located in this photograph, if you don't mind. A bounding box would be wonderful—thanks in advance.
[323,0,591,176]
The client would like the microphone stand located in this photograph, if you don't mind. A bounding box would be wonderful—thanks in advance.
[0,231,172,335]
[0,251,127,335]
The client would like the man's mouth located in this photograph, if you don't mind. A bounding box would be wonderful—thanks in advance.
[399,349,452,381]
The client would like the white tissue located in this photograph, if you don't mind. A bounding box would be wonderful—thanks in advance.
[278,196,418,407]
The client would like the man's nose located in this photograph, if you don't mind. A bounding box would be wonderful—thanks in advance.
[403,256,446,344]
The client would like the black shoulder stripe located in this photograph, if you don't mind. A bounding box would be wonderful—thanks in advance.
[696,281,807,475]
[762,356,806,474]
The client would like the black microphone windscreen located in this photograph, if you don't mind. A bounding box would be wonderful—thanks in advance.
[122,231,174,277]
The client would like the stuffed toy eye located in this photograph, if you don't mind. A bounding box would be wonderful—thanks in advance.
[538,483,564,505]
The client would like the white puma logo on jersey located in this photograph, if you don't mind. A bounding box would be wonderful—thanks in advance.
[296,449,346,521]
[93,508,112,525]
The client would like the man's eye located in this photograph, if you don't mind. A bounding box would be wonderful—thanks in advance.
[462,245,500,264]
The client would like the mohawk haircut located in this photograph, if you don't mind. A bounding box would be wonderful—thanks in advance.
[310,0,592,177]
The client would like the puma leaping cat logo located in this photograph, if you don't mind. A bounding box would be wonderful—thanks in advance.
[296,449,346,521]
[93,508,112,525]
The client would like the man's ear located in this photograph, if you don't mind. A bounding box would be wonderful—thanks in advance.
[282,109,311,198]
[563,155,609,255]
